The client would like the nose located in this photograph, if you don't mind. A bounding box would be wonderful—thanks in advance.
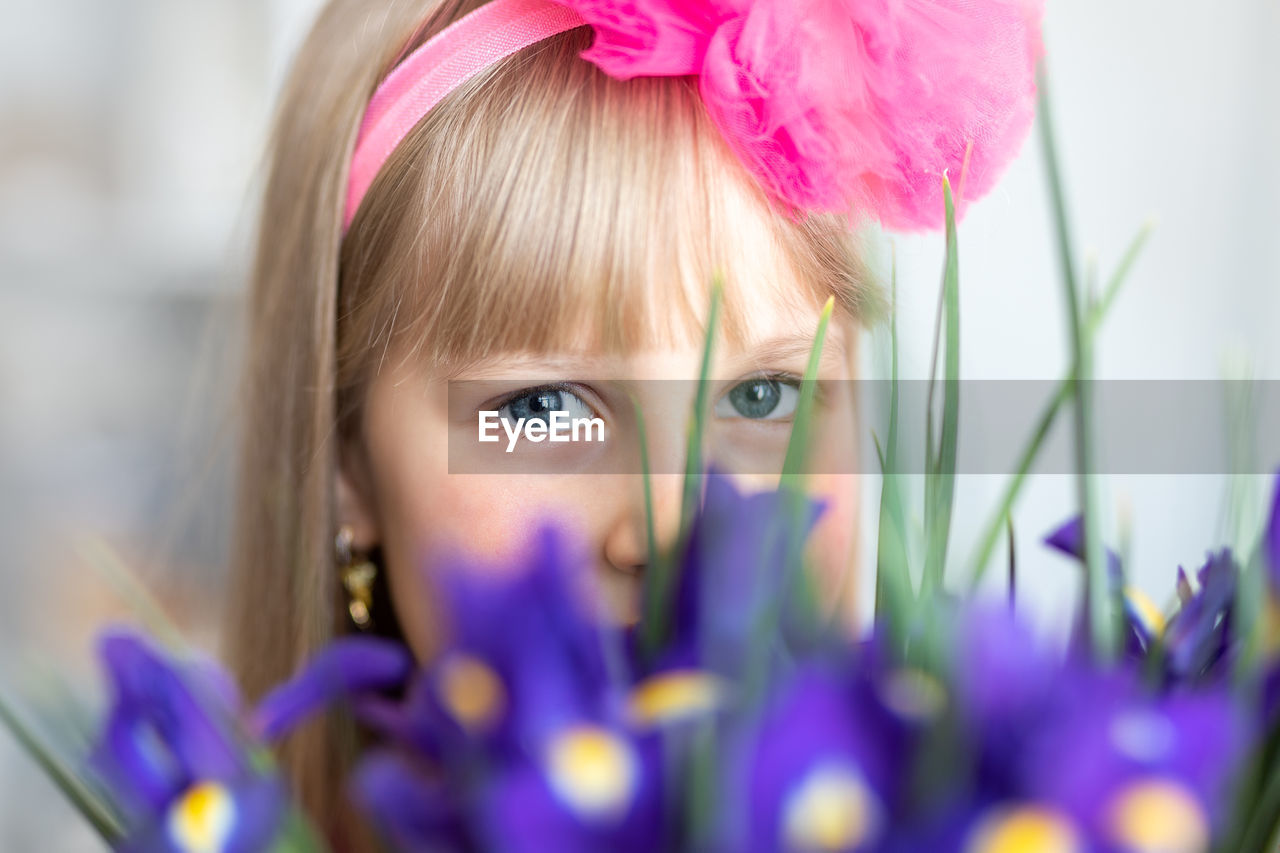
[601,473,685,575]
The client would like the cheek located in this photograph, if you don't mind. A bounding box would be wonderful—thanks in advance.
[378,470,601,659]
[361,376,612,659]
[406,477,594,561]
[805,473,861,625]
[417,480,541,559]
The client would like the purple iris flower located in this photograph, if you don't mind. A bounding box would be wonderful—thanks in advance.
[1043,517,1124,582]
[348,753,467,851]
[348,526,665,850]
[1043,517,1152,660]
[660,470,825,678]
[362,526,623,759]
[251,636,414,743]
[951,605,1063,799]
[355,720,663,852]
[1015,667,1247,849]
[720,663,903,853]
[1044,515,1248,691]
[90,628,287,853]
[467,730,664,853]
[1162,549,1239,684]
[936,599,1252,853]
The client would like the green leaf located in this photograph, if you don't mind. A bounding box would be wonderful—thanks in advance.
[872,255,915,644]
[75,537,187,651]
[636,396,668,660]
[965,222,1150,588]
[681,276,723,531]
[781,294,835,484]
[271,809,330,852]
[923,176,961,596]
[0,689,124,841]
[1222,723,1280,853]
[1037,62,1119,658]
[872,432,914,652]
[641,278,722,659]
[1215,372,1271,686]
[1006,515,1017,609]
[780,296,835,625]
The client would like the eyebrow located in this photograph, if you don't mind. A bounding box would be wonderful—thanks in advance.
[441,352,622,381]
[437,330,850,381]
[722,332,850,375]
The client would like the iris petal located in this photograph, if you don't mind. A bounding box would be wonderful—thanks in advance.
[252,636,414,742]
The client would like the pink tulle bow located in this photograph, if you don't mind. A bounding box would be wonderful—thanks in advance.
[554,0,1045,230]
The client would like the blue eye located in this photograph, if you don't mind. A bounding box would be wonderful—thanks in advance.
[714,376,800,421]
[497,386,595,426]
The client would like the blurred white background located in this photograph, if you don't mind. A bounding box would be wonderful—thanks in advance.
[860,0,1280,643]
[0,0,1277,847]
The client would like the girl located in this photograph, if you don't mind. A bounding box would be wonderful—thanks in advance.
[225,0,1040,845]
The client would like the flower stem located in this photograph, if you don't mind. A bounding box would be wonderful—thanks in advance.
[966,222,1149,588]
[1036,63,1120,660]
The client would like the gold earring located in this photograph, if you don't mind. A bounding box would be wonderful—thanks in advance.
[335,525,377,630]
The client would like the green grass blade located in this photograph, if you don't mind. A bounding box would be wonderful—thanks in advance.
[923,177,961,595]
[20,668,98,759]
[1037,63,1118,658]
[872,432,914,651]
[1006,515,1017,610]
[635,396,667,659]
[965,223,1150,587]
[781,295,836,483]
[271,809,329,852]
[1216,372,1268,685]
[887,247,901,474]
[966,379,1070,589]
[0,689,124,841]
[681,277,723,532]
[634,398,660,588]
[780,296,836,627]
[873,253,912,628]
[1218,364,1262,552]
[638,277,722,658]
[75,537,187,651]
[684,719,719,847]
[1091,221,1152,330]
[1237,740,1280,853]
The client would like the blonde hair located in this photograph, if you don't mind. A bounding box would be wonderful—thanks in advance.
[226,0,879,845]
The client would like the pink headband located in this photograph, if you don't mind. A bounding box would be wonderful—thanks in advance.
[345,0,1045,233]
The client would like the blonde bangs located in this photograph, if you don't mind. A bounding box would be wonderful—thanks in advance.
[337,26,877,413]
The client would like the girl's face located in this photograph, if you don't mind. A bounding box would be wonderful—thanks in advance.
[337,231,862,662]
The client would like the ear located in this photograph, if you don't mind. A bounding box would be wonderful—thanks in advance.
[335,439,381,551]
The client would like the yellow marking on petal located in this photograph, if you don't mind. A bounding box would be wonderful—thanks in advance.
[627,670,724,728]
[782,763,879,851]
[545,726,638,821]
[436,654,505,733]
[965,805,1082,853]
[166,781,236,853]
[1125,586,1167,638]
[1106,778,1209,853]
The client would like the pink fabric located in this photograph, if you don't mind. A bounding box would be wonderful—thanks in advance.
[345,0,588,229]
[345,0,1044,232]
[562,0,1045,230]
